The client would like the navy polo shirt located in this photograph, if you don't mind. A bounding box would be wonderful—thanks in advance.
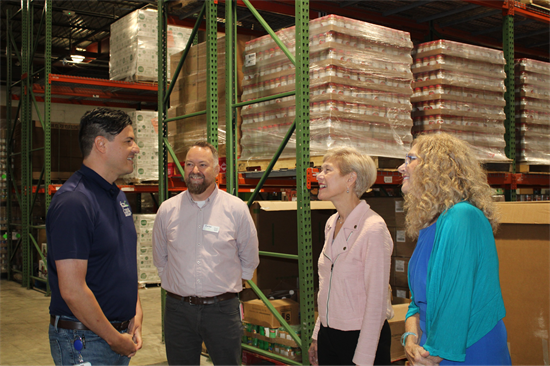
[47,164,137,321]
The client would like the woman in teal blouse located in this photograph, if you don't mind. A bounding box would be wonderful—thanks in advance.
[397,133,511,365]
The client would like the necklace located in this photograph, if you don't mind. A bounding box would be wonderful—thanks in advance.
[337,215,344,224]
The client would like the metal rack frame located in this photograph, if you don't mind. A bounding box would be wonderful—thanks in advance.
[5,0,52,293]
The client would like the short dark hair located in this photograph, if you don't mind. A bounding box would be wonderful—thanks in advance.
[79,108,133,158]
[188,141,219,167]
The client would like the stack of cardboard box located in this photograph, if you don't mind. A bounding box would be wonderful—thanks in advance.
[167,35,251,162]
[134,214,160,284]
[514,58,550,165]
[410,40,509,161]
[367,197,415,300]
[124,111,159,183]
[242,298,302,361]
[240,14,414,161]
[109,9,192,82]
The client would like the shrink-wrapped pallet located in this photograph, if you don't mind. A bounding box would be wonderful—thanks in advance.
[240,14,414,160]
[110,8,192,82]
[134,214,160,284]
[514,58,550,165]
[124,111,158,182]
[410,40,509,162]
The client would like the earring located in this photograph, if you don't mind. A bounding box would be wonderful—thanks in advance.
[346,188,349,193]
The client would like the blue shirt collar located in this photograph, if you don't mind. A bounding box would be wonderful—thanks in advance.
[79,164,120,198]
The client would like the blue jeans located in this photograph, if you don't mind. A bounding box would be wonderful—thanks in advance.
[164,295,242,365]
[49,316,131,366]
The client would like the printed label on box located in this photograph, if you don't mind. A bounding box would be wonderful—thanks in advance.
[384,176,393,184]
[395,200,404,213]
[396,230,406,242]
[245,53,257,67]
[396,289,407,298]
[395,260,405,272]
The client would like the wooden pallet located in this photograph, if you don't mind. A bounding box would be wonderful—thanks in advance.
[238,156,404,172]
[518,164,550,173]
[482,162,513,173]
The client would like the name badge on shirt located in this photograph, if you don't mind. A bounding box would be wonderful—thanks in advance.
[203,224,220,233]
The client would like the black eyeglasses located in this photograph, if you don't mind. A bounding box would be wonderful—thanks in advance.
[405,154,418,166]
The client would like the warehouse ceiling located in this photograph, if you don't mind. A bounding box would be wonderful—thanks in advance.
[1,0,549,89]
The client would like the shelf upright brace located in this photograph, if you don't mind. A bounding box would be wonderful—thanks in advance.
[5,7,14,281]
[295,1,314,364]
[157,0,169,344]
[206,0,219,148]
[502,0,516,201]
[21,0,32,289]
[158,0,169,205]
[225,0,238,195]
[42,0,53,295]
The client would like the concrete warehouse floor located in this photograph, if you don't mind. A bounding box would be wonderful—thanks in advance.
[0,279,213,366]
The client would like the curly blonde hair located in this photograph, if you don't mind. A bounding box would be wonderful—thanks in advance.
[323,147,377,198]
[404,133,499,238]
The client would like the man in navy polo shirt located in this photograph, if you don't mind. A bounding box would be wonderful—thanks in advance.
[47,108,143,365]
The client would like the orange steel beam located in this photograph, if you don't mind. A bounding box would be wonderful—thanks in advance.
[463,0,549,23]
[48,74,158,91]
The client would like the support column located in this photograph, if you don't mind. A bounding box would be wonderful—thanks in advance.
[503,1,516,201]
[295,2,314,364]
[206,0,218,148]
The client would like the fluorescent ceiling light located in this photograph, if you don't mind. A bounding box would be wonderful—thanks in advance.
[71,55,85,63]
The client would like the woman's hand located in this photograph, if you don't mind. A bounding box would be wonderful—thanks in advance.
[405,343,443,366]
[308,339,319,366]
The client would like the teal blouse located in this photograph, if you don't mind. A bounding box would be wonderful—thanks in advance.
[405,201,506,362]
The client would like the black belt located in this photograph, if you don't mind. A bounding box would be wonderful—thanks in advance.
[50,315,130,331]
[167,291,237,305]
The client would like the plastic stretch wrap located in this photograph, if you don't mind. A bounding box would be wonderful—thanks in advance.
[413,39,506,65]
[516,84,550,99]
[110,9,192,82]
[412,85,505,105]
[241,14,414,160]
[412,54,506,78]
[514,58,550,164]
[412,40,508,162]
[515,58,550,75]
[414,69,505,91]
[516,71,550,86]
[134,214,160,284]
[124,111,159,182]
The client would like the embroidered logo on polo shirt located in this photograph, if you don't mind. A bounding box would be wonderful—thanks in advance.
[120,200,132,217]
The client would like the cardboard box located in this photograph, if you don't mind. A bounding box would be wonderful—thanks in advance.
[494,202,549,366]
[391,256,410,288]
[366,197,405,227]
[250,201,336,290]
[392,286,410,300]
[388,226,416,257]
[242,298,300,328]
[388,303,409,362]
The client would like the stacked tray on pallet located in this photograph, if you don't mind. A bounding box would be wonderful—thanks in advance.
[411,40,510,162]
[515,58,550,165]
[240,14,414,161]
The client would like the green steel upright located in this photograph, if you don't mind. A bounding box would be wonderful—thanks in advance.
[503,12,516,201]
[20,0,31,289]
[225,0,238,195]
[206,1,219,148]
[158,0,169,204]
[294,2,314,363]
[5,8,14,281]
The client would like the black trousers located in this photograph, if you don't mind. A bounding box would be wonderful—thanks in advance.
[317,320,391,366]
